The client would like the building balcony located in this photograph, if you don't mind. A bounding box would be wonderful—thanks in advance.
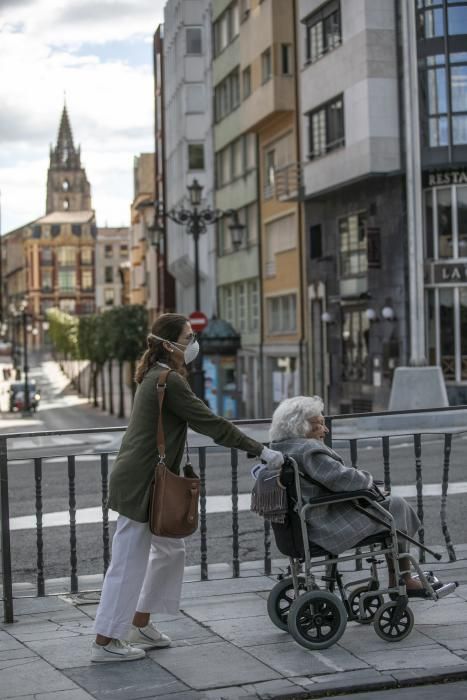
[241,75,295,133]
[273,162,302,202]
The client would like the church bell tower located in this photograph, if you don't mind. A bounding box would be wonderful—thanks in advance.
[46,105,92,213]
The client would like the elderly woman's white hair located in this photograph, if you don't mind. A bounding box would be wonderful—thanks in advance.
[269,395,325,442]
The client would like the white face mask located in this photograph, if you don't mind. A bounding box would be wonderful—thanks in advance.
[149,334,200,365]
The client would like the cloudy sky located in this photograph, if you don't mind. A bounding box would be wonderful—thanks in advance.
[0,0,164,233]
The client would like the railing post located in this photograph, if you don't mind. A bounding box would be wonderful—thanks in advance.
[413,434,425,563]
[264,520,272,576]
[324,415,332,447]
[67,455,78,593]
[0,436,14,623]
[100,454,110,575]
[231,448,240,578]
[34,457,45,597]
[441,433,456,562]
[199,447,208,581]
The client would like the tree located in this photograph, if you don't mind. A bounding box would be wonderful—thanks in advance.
[105,305,148,418]
[46,309,79,360]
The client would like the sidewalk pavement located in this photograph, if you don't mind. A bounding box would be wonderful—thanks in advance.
[2,551,467,700]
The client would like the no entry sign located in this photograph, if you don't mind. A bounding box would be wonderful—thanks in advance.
[189,311,208,332]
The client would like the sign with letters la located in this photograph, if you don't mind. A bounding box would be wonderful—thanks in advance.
[433,263,467,284]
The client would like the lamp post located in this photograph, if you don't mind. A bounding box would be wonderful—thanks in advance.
[140,179,245,400]
[20,301,30,413]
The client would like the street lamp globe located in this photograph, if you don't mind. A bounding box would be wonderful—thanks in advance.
[42,321,50,331]
[31,328,39,336]
[188,179,203,207]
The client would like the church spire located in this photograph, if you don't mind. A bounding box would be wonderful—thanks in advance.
[50,103,80,170]
[46,103,91,213]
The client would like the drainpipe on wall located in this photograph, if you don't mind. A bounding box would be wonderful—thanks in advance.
[256,132,265,417]
[292,0,308,395]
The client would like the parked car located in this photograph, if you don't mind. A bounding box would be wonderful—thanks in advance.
[9,381,41,412]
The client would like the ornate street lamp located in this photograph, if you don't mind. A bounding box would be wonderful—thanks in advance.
[139,180,246,400]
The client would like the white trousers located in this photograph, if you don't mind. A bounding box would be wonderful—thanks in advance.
[93,515,185,639]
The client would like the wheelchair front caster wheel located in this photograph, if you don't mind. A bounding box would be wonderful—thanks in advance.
[288,590,347,650]
[348,585,384,624]
[373,601,414,642]
[267,576,307,631]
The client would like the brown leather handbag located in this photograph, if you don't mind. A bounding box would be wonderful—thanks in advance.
[149,369,200,538]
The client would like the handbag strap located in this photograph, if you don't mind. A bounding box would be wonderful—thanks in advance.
[156,369,171,464]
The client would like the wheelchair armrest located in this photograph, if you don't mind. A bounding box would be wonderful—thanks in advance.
[307,489,380,507]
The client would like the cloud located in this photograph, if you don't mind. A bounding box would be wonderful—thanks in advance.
[0,0,164,232]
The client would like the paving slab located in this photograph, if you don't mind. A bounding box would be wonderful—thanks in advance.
[246,640,369,677]
[292,669,397,697]
[0,647,36,662]
[336,624,436,654]
[360,644,466,671]
[6,597,74,617]
[24,634,97,669]
[181,576,275,600]
[0,658,79,699]
[13,692,95,700]
[242,678,303,699]
[146,615,217,644]
[206,615,288,647]
[182,593,267,622]
[64,657,188,699]
[151,640,281,689]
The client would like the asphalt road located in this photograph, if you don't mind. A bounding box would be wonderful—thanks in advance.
[2,357,467,584]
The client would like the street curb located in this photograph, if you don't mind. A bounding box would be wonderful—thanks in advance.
[266,666,467,699]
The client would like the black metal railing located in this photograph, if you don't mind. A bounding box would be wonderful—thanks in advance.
[2,407,467,623]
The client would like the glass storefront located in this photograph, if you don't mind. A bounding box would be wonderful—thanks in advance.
[425,180,467,384]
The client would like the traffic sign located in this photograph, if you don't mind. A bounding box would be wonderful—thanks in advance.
[189,311,208,332]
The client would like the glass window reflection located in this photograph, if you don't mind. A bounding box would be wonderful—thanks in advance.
[437,187,453,258]
[453,115,467,144]
[458,187,467,257]
[460,288,467,378]
[419,8,444,37]
[440,288,455,380]
[429,115,449,145]
[448,6,467,35]
[428,67,447,113]
[451,65,467,111]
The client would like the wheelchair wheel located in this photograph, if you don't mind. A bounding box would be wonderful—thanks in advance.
[348,585,384,625]
[267,576,307,631]
[373,601,414,642]
[288,590,347,650]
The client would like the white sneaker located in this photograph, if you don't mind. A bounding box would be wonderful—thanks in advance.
[91,639,146,663]
[127,621,171,648]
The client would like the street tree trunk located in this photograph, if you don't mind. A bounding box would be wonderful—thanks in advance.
[108,360,114,415]
[118,360,124,418]
[92,363,98,408]
[100,364,106,411]
[130,360,136,405]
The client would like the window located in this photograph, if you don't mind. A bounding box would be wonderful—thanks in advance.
[51,224,61,237]
[240,0,250,21]
[213,2,239,56]
[242,66,251,99]
[120,243,128,258]
[105,266,114,283]
[339,212,368,278]
[42,246,52,264]
[104,244,113,258]
[417,5,444,38]
[304,0,341,64]
[188,143,205,170]
[214,68,240,121]
[58,270,76,291]
[307,95,344,159]
[267,294,297,334]
[281,44,292,75]
[448,4,467,35]
[342,309,370,382]
[309,224,323,259]
[231,138,243,179]
[264,150,275,198]
[81,270,93,290]
[71,224,81,236]
[104,289,115,306]
[238,283,247,332]
[263,131,294,197]
[81,247,93,264]
[424,185,467,259]
[261,48,272,83]
[249,280,259,331]
[57,246,76,266]
[62,180,69,191]
[186,84,205,113]
[41,269,53,291]
[265,213,297,275]
[63,199,69,210]
[59,299,76,313]
[186,27,202,55]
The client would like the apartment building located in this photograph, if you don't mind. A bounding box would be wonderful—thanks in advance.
[213,0,304,417]
[298,0,467,411]
[95,227,130,311]
[163,0,216,317]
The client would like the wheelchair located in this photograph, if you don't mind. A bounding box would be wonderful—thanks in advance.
[267,456,458,651]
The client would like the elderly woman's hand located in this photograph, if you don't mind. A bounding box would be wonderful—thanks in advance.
[260,446,284,471]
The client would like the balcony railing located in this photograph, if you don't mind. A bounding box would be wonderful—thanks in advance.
[1,407,467,623]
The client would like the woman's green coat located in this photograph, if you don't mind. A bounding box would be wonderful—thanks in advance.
[108,364,263,522]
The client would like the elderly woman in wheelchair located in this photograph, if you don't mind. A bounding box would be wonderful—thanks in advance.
[253,395,457,650]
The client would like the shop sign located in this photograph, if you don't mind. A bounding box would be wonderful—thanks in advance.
[433,262,467,283]
[424,168,467,187]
